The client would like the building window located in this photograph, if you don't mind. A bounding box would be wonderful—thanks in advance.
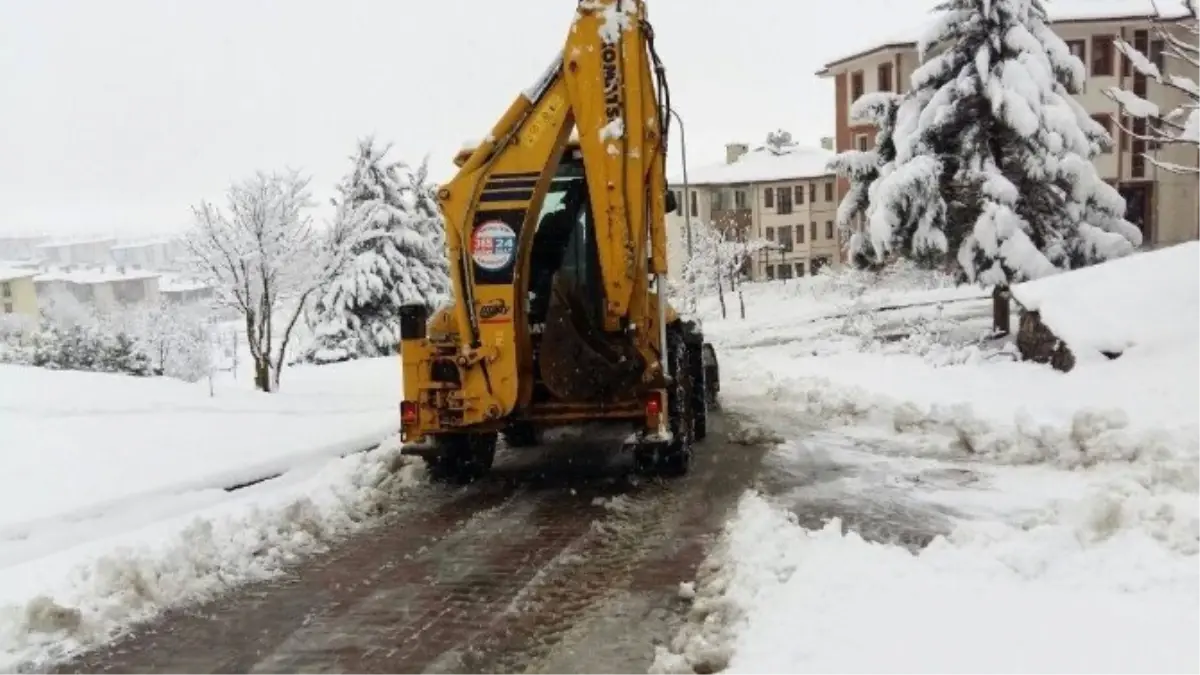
[824,182,834,201]
[764,187,774,209]
[779,226,793,252]
[810,222,817,241]
[765,226,775,240]
[777,264,793,280]
[690,190,698,217]
[809,184,816,203]
[711,190,724,211]
[1092,35,1115,76]
[1066,39,1086,64]
[1125,30,1149,77]
[0,282,10,298]
[877,62,894,92]
[813,256,832,273]
[855,134,869,151]
[795,185,804,204]
[1091,114,1114,152]
[1132,119,1148,177]
[2,302,11,314]
[796,224,805,243]
[766,265,776,281]
[734,190,747,209]
[777,184,793,214]
[672,190,682,215]
[850,70,864,101]
[795,262,806,277]
[1150,39,1165,72]
[825,221,834,239]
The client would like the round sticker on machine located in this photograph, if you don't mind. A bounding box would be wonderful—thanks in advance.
[471,220,517,271]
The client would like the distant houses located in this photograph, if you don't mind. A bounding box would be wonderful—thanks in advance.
[0,234,212,321]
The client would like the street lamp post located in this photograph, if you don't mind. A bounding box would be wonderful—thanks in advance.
[669,108,694,260]
[668,107,699,316]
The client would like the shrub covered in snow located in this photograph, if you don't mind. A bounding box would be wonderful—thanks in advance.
[862,0,1143,286]
[0,290,214,382]
[300,138,451,365]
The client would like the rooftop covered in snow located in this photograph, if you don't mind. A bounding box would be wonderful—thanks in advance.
[0,268,37,283]
[668,143,836,187]
[817,0,1194,74]
[34,266,161,285]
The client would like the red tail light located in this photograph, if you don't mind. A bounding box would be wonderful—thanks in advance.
[400,400,418,424]
[644,393,662,417]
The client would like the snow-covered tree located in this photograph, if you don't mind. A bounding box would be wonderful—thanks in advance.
[1104,0,1199,174]
[186,168,356,392]
[865,0,1143,288]
[301,138,451,364]
[129,300,213,382]
[827,92,902,268]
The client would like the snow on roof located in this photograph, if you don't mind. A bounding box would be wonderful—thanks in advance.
[669,144,836,187]
[110,237,178,251]
[33,236,117,249]
[821,0,1193,71]
[158,273,210,293]
[34,267,160,285]
[0,268,37,283]
[1010,241,1200,358]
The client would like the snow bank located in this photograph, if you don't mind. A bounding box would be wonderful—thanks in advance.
[1010,241,1199,358]
[708,253,1199,475]
[0,439,425,671]
[0,357,401,537]
[654,491,1198,674]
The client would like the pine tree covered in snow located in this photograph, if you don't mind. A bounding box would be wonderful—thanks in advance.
[864,0,1143,286]
[827,92,902,268]
[302,138,451,364]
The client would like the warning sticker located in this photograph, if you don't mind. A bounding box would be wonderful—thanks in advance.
[471,220,517,271]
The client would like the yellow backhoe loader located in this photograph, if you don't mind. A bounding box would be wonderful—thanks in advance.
[398,0,720,482]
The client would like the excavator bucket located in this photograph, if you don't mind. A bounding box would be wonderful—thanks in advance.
[539,273,643,403]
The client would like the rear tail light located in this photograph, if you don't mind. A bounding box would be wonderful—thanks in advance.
[644,393,662,417]
[400,400,418,424]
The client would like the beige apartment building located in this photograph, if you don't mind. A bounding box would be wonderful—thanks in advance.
[817,1,1199,248]
[666,142,841,282]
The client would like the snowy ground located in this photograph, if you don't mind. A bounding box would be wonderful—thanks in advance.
[0,356,419,670]
[655,246,1199,673]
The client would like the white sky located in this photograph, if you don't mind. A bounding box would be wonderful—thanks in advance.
[0,0,914,238]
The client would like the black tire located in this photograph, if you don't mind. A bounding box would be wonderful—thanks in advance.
[702,343,720,408]
[502,422,541,448]
[648,324,696,477]
[689,339,708,443]
[427,432,497,484]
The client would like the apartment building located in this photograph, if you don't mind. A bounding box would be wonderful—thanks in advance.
[0,268,39,322]
[110,237,188,271]
[0,236,48,262]
[34,267,162,314]
[666,141,841,282]
[32,237,117,267]
[817,0,1198,248]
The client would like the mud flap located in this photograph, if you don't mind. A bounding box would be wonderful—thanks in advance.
[539,274,643,403]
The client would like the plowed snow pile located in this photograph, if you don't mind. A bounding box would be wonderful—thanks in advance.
[655,245,1199,673]
[657,491,1196,673]
[0,356,421,670]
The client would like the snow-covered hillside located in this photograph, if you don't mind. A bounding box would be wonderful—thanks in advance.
[656,245,1199,673]
[0,358,419,670]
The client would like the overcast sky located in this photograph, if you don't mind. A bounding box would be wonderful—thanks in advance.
[0,0,916,238]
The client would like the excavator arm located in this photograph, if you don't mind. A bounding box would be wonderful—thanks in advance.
[427,0,674,428]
